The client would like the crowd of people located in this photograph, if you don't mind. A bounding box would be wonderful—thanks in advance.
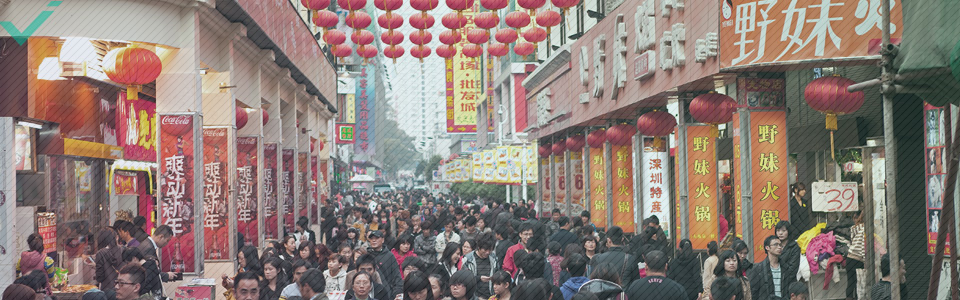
[4,189,907,300]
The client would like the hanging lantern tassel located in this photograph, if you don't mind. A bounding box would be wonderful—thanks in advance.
[709,123,719,139]
[127,85,141,100]
[825,112,838,161]
[652,136,663,149]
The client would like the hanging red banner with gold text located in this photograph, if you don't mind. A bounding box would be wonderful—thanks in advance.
[264,144,280,240]
[237,136,259,247]
[311,155,319,225]
[750,111,789,259]
[611,145,634,233]
[283,149,297,234]
[299,152,309,222]
[202,127,229,260]
[687,125,717,249]
[589,147,607,228]
[158,113,197,273]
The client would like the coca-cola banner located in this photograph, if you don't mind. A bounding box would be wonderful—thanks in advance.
[158,113,198,273]
[116,93,157,162]
[282,149,296,235]
[299,152,309,224]
[264,144,280,240]
[311,155,319,225]
[202,127,229,260]
[237,136,259,247]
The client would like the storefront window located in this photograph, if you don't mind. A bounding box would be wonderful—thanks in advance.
[48,155,109,284]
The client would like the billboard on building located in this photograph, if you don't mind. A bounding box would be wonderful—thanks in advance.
[445,3,481,133]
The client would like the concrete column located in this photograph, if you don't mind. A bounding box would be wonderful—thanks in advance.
[0,118,17,288]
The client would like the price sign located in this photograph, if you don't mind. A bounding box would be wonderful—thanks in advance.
[811,182,859,212]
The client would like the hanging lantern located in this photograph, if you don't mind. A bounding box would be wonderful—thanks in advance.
[409,30,433,45]
[690,91,736,137]
[383,45,405,63]
[487,43,509,57]
[442,12,468,32]
[552,140,566,155]
[495,28,518,44]
[373,0,402,11]
[462,44,483,58]
[357,44,378,63]
[446,0,476,17]
[466,29,490,44]
[637,110,676,148]
[505,11,531,29]
[439,30,462,45]
[539,144,551,157]
[338,0,368,11]
[804,75,865,159]
[345,11,372,29]
[381,30,404,45]
[410,0,439,11]
[313,10,340,32]
[481,0,509,12]
[606,124,636,146]
[262,109,269,125]
[409,12,436,29]
[301,0,331,21]
[587,128,606,148]
[411,45,432,62]
[536,10,561,35]
[436,45,457,59]
[551,0,579,15]
[514,42,535,56]
[378,13,404,30]
[474,12,500,32]
[236,106,250,130]
[522,27,547,43]
[351,30,376,45]
[318,141,325,152]
[517,0,546,16]
[566,135,586,151]
[331,44,353,62]
[102,44,162,100]
[324,29,347,45]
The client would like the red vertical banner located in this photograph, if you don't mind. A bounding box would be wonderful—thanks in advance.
[37,213,56,255]
[116,93,157,162]
[282,149,296,234]
[299,152,309,222]
[687,125,718,249]
[202,127,229,260]
[541,158,551,212]
[570,151,586,214]
[237,136,259,247]
[732,114,743,239]
[589,148,607,228]
[311,156,319,225]
[158,113,197,273]
[926,103,948,254]
[641,139,670,237]
[264,144,280,240]
[750,111,789,258]
[611,145,634,233]
[555,155,567,213]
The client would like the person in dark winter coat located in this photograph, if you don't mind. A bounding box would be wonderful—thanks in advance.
[94,229,124,292]
[414,221,439,265]
[587,226,639,285]
[776,221,801,295]
[365,230,403,298]
[667,239,703,300]
[748,236,787,300]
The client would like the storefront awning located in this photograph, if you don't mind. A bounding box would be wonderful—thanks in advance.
[892,0,960,107]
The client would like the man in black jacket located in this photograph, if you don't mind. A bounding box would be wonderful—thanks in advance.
[549,217,578,251]
[366,230,403,297]
[137,225,176,298]
[748,235,787,300]
[587,226,639,284]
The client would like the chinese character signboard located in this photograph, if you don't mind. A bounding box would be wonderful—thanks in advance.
[237,136,259,247]
[750,111,789,258]
[589,146,607,228]
[571,151,585,214]
[202,127,229,260]
[687,125,717,249]
[641,138,670,238]
[446,4,480,133]
[732,114,743,239]
[158,113,198,273]
[720,0,903,68]
[113,170,139,196]
[37,213,56,254]
[282,149,296,234]
[299,152,309,221]
[116,92,157,162]
[555,154,567,213]
[541,157,552,212]
[355,66,376,157]
[611,145,634,233]
[264,143,280,240]
[926,103,948,255]
[337,124,355,144]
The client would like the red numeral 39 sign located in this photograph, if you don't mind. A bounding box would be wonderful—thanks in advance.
[811,182,859,212]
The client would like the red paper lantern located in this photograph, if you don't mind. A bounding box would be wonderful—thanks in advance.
[552,140,566,155]
[517,0,546,15]
[383,45,405,63]
[159,115,193,136]
[409,12,435,29]
[481,0,509,11]
[103,44,162,100]
[236,106,250,130]
[357,44,378,62]
[436,45,457,58]
[410,0,439,11]
[380,30,404,45]
[488,43,508,57]
[317,141,325,152]
[587,129,606,148]
[378,13,404,30]
[474,12,500,30]
[442,12,468,30]
[373,0,402,11]
[566,135,586,151]
[351,30,375,45]
[495,28,518,43]
[462,44,483,57]
[262,110,269,125]
[514,42,535,56]
[690,92,736,125]
[804,75,865,130]
[466,29,489,44]
[522,27,547,43]
[409,30,433,45]
[539,145,551,157]
[505,11,531,28]
[536,10,561,33]
[606,124,636,146]
[324,29,347,45]
[332,44,353,59]
[439,30,462,45]
[446,0,475,13]
[551,0,579,14]
[312,10,340,29]
[411,45,431,62]
[636,111,676,137]
[302,0,331,10]
[338,0,367,11]
[345,11,372,29]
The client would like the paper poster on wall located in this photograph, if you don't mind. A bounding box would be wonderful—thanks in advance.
[926,103,949,255]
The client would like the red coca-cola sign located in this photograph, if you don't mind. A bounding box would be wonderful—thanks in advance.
[161,115,193,136]
[202,127,228,146]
